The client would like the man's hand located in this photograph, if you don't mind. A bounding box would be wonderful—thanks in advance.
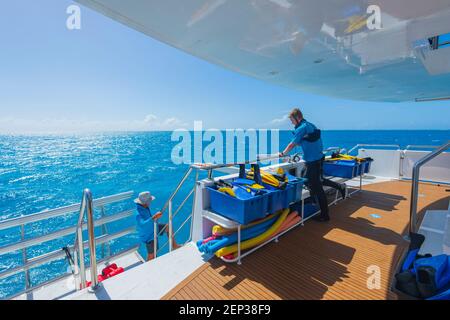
[152,211,163,220]
[278,152,284,158]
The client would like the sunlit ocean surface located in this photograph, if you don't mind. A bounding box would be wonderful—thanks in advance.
[0,130,449,298]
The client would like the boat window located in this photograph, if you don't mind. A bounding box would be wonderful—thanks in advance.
[438,33,450,49]
[428,33,450,50]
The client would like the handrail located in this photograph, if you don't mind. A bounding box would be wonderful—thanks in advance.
[0,189,136,298]
[86,190,98,291]
[156,167,194,253]
[5,244,139,300]
[159,167,193,215]
[0,191,134,230]
[153,167,195,256]
[0,227,135,281]
[190,154,289,171]
[409,141,450,234]
[347,144,401,155]
[324,147,341,152]
[157,188,194,237]
[0,210,134,255]
[73,189,98,291]
[405,144,449,151]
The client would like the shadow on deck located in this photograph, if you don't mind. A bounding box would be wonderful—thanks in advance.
[163,181,449,300]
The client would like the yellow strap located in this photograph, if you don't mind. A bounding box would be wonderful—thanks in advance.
[327,154,366,162]
[217,187,236,197]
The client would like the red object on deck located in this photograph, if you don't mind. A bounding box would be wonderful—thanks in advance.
[102,263,118,277]
[107,267,124,277]
[85,274,106,288]
[83,263,124,288]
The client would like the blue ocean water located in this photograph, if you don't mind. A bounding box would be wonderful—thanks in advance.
[0,130,449,298]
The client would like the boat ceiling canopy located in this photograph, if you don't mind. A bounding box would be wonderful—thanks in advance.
[76,0,450,102]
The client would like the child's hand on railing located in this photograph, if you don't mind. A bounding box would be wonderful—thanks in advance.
[152,211,163,220]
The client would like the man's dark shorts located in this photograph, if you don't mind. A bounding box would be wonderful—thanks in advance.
[145,223,166,254]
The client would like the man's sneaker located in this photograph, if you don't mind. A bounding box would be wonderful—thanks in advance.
[312,215,330,222]
[339,184,347,200]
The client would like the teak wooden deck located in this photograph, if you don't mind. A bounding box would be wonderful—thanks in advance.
[163,180,450,300]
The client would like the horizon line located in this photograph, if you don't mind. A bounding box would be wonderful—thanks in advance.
[0,128,449,136]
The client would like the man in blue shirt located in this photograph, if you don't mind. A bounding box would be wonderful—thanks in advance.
[279,108,344,222]
[134,191,179,261]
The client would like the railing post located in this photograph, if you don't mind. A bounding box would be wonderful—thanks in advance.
[72,245,80,290]
[153,221,158,258]
[21,225,31,292]
[399,150,405,178]
[168,200,173,252]
[409,166,420,234]
[100,206,106,259]
[84,190,99,291]
[77,224,86,289]
[189,170,200,242]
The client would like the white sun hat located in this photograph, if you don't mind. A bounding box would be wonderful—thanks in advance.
[134,191,156,206]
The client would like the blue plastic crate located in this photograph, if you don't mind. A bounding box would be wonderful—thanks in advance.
[264,182,300,213]
[323,160,358,178]
[283,183,296,208]
[262,184,285,214]
[286,176,305,203]
[207,186,269,224]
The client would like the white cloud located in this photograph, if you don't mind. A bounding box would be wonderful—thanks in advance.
[143,114,187,130]
[0,114,189,134]
[268,114,291,129]
[270,114,289,124]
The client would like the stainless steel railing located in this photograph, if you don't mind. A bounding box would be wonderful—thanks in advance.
[0,190,136,298]
[7,244,139,300]
[154,167,197,257]
[347,144,401,155]
[409,141,450,235]
[405,145,446,150]
[0,191,133,230]
[73,189,99,290]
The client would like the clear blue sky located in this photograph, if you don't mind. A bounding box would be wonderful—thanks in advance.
[0,0,449,133]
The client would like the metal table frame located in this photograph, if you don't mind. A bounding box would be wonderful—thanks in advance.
[202,173,360,264]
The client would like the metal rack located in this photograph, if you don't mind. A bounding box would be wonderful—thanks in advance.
[152,154,292,258]
[201,164,354,265]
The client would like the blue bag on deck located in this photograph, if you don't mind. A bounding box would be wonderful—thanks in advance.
[413,254,450,298]
[427,286,450,300]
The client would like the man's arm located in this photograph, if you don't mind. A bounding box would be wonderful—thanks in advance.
[280,123,307,157]
[280,142,297,157]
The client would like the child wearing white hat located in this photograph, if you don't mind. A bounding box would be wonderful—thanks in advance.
[134,191,179,261]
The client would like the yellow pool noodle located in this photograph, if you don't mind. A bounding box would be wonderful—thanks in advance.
[222,212,300,259]
[212,212,279,236]
[215,208,289,257]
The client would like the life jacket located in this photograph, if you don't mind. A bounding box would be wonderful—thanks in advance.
[294,119,321,143]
